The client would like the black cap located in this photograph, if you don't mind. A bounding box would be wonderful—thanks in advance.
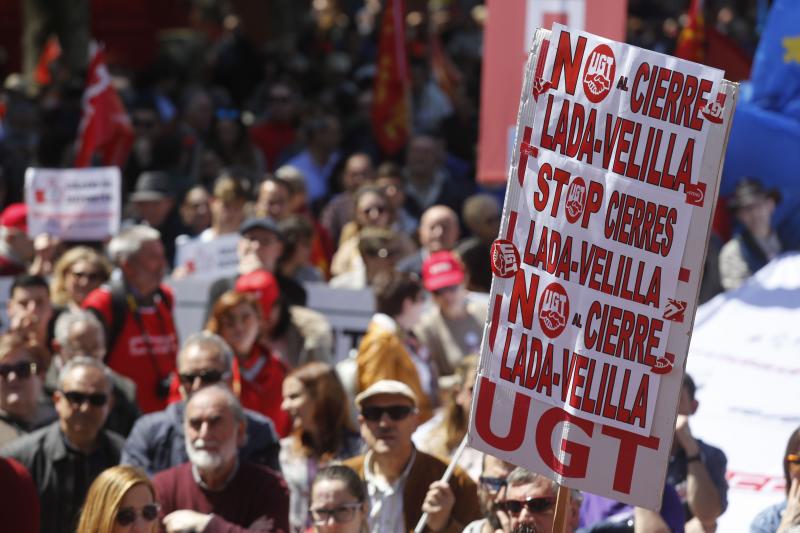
[130,171,175,202]
[239,217,283,239]
[728,177,781,211]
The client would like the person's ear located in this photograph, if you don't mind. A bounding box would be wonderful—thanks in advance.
[690,399,699,415]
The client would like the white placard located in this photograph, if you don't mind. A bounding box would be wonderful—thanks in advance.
[173,233,241,280]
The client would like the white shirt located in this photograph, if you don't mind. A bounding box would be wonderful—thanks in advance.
[364,447,417,533]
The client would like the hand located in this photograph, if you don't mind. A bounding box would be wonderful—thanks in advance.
[249,515,275,531]
[779,478,800,531]
[163,510,213,532]
[9,310,39,341]
[674,414,699,455]
[239,252,265,275]
[422,480,455,532]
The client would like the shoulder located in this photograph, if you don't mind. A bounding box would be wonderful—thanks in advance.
[127,407,176,440]
[243,462,288,490]
[1,424,50,460]
[697,439,728,465]
[343,454,366,476]
[719,236,745,258]
[82,286,113,310]
[750,500,786,533]
[152,462,190,488]
[244,409,278,441]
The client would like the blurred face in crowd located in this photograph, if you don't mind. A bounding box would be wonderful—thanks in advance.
[431,283,467,316]
[406,135,442,181]
[64,259,107,305]
[237,228,283,272]
[55,365,112,447]
[267,84,295,123]
[59,320,106,361]
[464,196,501,243]
[478,455,514,518]
[420,206,460,252]
[281,376,314,433]
[256,181,292,220]
[184,388,244,473]
[676,383,699,417]
[310,117,341,155]
[310,478,366,533]
[359,393,418,457]
[180,186,212,234]
[2,226,35,262]
[8,285,53,343]
[123,239,166,296]
[218,301,260,358]
[177,342,230,398]
[134,197,174,228]
[355,191,390,229]
[211,196,247,233]
[0,346,42,422]
[216,117,241,149]
[503,479,557,533]
[375,176,405,210]
[342,154,373,193]
[113,482,159,533]
[735,197,775,239]
[131,107,160,141]
[184,91,213,133]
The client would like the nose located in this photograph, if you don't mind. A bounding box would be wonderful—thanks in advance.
[191,376,204,392]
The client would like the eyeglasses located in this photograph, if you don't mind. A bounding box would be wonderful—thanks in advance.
[0,361,37,379]
[498,497,556,515]
[787,454,800,465]
[179,370,228,387]
[116,503,161,526]
[479,476,508,493]
[309,502,362,525]
[61,390,109,407]
[69,270,105,283]
[361,405,415,422]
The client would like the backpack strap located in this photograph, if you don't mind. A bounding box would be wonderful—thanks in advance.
[106,279,130,360]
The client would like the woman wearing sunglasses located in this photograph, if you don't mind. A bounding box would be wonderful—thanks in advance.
[50,246,112,309]
[281,362,362,532]
[78,465,160,532]
[309,465,368,533]
[750,426,800,533]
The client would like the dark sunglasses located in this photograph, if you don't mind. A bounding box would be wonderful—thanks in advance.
[116,503,161,526]
[179,370,227,386]
[69,270,106,282]
[0,361,37,379]
[498,497,556,515]
[61,390,109,407]
[479,476,508,492]
[309,502,362,525]
[361,405,415,422]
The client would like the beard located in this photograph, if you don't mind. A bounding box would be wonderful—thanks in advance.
[511,525,537,533]
[185,436,237,471]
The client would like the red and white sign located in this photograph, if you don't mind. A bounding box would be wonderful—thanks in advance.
[469,24,735,509]
[24,167,121,240]
[173,233,241,280]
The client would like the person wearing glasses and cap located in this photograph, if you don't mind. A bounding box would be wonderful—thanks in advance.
[120,331,281,476]
[496,467,582,533]
[1,356,123,533]
[344,379,480,533]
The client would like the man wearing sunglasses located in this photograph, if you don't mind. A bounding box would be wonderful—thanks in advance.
[1,356,123,533]
[463,453,516,533]
[497,467,581,533]
[344,379,480,533]
[121,331,281,476]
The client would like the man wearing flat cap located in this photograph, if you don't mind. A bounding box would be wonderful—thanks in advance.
[345,379,480,533]
[719,177,783,290]
[129,171,188,268]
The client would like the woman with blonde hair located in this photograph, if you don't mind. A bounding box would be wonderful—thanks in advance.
[77,465,160,533]
[50,246,112,308]
[280,362,362,532]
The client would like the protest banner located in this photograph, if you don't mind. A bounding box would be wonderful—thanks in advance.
[24,167,121,240]
[173,233,241,280]
[467,23,737,509]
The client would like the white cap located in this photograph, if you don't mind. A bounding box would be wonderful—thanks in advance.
[355,380,418,409]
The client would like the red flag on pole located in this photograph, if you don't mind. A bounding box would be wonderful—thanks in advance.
[429,25,463,104]
[74,44,134,167]
[675,0,705,62]
[35,37,62,87]
[371,0,411,156]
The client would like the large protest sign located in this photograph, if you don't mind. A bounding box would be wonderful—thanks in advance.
[24,167,121,240]
[468,24,737,509]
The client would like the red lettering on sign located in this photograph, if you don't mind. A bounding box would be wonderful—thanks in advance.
[535,407,593,477]
[474,376,530,451]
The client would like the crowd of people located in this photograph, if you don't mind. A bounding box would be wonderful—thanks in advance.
[0,1,790,532]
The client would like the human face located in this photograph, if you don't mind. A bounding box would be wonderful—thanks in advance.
[181,187,212,233]
[8,286,53,341]
[61,321,106,360]
[432,284,466,315]
[184,390,244,472]
[219,302,260,358]
[177,343,230,398]
[311,478,365,533]
[113,483,159,533]
[55,366,111,445]
[64,260,106,305]
[0,348,42,421]
[420,208,459,252]
[256,181,291,220]
[134,198,174,228]
[281,376,314,433]
[375,177,405,210]
[406,136,441,180]
[736,198,775,239]
[503,481,557,533]
[124,240,166,296]
[237,228,283,271]
[356,192,390,228]
[396,292,425,330]
[676,384,698,417]
[359,394,418,456]
[342,155,373,192]
[210,197,246,231]
[478,456,514,516]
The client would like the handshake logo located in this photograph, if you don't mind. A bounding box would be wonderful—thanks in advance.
[583,44,616,104]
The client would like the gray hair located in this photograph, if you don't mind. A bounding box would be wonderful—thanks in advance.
[54,309,105,347]
[107,225,161,265]
[506,467,583,504]
[57,356,112,391]
[185,383,245,424]
[177,331,234,373]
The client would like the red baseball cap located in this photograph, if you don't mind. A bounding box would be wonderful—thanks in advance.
[422,251,465,292]
[234,269,280,318]
[0,203,27,232]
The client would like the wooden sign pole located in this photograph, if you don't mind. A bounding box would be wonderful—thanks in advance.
[551,485,571,533]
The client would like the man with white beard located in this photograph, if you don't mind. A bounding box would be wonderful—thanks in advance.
[152,384,289,532]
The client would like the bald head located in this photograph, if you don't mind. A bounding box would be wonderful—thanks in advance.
[463,194,500,242]
[420,205,460,252]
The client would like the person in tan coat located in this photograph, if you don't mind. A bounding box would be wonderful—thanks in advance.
[356,272,434,423]
[344,380,480,533]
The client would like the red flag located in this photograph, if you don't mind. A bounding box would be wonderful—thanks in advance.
[675,0,705,63]
[35,37,61,87]
[75,44,134,167]
[429,26,463,103]
[371,0,411,155]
